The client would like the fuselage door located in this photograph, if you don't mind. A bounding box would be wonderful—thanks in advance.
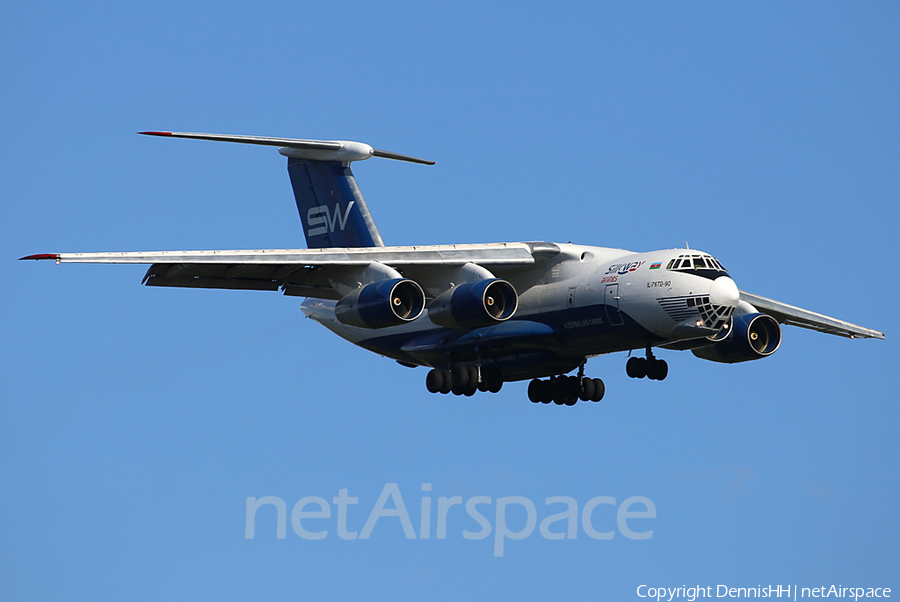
[605,283,624,326]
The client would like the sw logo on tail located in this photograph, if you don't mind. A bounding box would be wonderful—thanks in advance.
[307,202,356,237]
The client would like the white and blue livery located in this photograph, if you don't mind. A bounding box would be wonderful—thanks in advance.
[22,132,885,405]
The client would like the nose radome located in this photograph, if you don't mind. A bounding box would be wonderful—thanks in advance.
[710,276,740,308]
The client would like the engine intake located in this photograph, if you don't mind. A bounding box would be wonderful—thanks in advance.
[692,313,782,363]
[428,279,518,329]
[335,278,426,329]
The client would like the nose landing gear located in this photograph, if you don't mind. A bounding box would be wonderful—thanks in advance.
[626,347,668,381]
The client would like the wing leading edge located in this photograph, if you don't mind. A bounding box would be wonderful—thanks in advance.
[21,242,561,299]
[21,243,545,266]
[740,290,884,340]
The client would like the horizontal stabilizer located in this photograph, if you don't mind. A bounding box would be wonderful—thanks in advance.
[139,131,435,165]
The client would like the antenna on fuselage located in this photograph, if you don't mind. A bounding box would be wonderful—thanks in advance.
[684,241,690,249]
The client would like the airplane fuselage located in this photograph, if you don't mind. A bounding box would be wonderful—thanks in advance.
[301,244,740,382]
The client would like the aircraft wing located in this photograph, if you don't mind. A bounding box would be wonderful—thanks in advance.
[739,290,884,340]
[21,242,561,300]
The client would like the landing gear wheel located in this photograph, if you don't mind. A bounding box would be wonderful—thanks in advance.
[636,357,647,378]
[579,377,595,402]
[439,370,452,394]
[459,366,477,396]
[626,357,638,378]
[539,380,553,403]
[528,379,542,403]
[550,376,578,406]
[591,378,605,401]
[480,368,502,393]
[426,369,443,393]
[646,359,668,381]
[453,366,469,389]
[626,356,647,379]
[554,377,567,403]
[551,378,565,405]
[655,359,668,381]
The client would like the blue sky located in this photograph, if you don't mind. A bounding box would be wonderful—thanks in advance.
[2,2,897,600]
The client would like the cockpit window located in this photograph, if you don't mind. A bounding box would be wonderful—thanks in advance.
[666,253,728,275]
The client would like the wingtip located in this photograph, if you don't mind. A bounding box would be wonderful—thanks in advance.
[371,148,436,165]
[20,253,59,261]
[138,131,172,137]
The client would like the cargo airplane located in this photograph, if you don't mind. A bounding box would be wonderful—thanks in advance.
[22,132,885,405]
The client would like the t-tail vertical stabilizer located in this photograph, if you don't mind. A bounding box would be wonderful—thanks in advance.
[139,131,434,249]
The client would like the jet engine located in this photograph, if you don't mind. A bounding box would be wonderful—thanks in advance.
[691,313,782,363]
[428,279,518,329]
[335,278,426,329]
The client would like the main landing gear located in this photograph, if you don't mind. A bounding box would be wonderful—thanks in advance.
[626,347,668,381]
[527,375,605,405]
[527,363,605,406]
[425,363,605,405]
[426,366,503,397]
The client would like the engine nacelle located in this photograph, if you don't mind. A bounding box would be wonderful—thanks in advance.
[335,278,426,329]
[691,313,782,364]
[428,279,518,329]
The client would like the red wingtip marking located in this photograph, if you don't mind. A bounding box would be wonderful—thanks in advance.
[20,254,59,260]
[138,131,172,136]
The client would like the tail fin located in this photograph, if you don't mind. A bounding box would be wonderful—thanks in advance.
[138,132,434,249]
[287,158,384,248]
